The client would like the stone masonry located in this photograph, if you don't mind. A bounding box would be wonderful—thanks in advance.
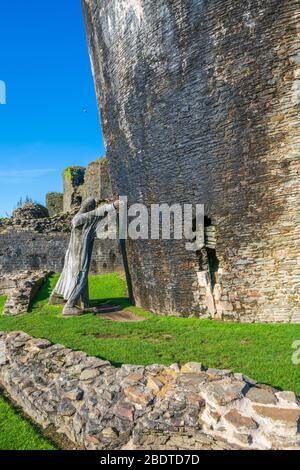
[62,158,113,213]
[63,166,86,213]
[0,331,299,450]
[0,159,123,277]
[46,192,64,217]
[82,0,300,322]
[81,158,113,202]
[0,271,50,316]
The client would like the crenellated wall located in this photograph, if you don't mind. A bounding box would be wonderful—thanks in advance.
[82,0,300,322]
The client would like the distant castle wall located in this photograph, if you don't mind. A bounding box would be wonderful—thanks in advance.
[0,231,121,276]
[0,231,69,274]
[82,0,300,322]
[62,158,113,214]
[46,192,63,217]
[0,158,123,278]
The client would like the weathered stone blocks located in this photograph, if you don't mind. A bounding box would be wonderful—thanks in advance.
[63,166,85,213]
[0,271,50,316]
[82,0,300,322]
[0,332,299,450]
[46,192,64,217]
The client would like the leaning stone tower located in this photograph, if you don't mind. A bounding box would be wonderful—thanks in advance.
[82,0,300,322]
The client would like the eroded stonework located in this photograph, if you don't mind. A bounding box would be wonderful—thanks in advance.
[0,271,50,316]
[82,0,300,322]
[0,332,299,450]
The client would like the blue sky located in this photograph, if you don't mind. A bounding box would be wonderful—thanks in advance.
[0,0,105,216]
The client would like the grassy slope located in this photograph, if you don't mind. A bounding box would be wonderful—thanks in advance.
[0,273,299,395]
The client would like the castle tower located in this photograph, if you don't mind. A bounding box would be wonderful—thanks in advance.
[82,0,300,322]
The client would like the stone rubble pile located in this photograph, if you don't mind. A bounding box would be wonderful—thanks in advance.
[0,211,73,234]
[12,202,50,220]
[0,272,50,316]
[0,332,299,450]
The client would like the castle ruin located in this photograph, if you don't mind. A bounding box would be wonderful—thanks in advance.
[0,158,123,278]
[82,0,300,322]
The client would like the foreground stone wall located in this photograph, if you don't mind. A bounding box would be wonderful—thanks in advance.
[0,332,299,450]
[82,0,300,322]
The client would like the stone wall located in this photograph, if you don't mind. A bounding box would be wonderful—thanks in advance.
[82,0,300,322]
[0,331,299,450]
[0,231,69,274]
[81,158,113,202]
[0,271,50,316]
[63,166,86,213]
[0,229,122,276]
[46,193,64,217]
[62,159,113,213]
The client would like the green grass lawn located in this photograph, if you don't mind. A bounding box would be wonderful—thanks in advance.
[0,395,55,450]
[0,273,299,396]
[0,296,6,314]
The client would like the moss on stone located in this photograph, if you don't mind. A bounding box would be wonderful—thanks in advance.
[63,166,85,187]
[99,157,108,166]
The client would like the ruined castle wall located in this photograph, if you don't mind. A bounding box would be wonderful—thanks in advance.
[46,193,64,217]
[82,0,300,321]
[81,158,113,202]
[63,166,86,213]
[0,229,123,277]
[0,232,69,273]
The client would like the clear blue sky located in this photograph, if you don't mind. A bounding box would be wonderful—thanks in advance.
[0,0,105,216]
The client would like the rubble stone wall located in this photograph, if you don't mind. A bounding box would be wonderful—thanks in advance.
[0,332,299,450]
[0,271,50,316]
[63,166,86,213]
[81,158,113,202]
[0,230,122,276]
[0,231,69,274]
[46,193,64,217]
[82,0,300,322]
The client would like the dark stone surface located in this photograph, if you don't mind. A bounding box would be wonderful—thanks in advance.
[82,0,300,321]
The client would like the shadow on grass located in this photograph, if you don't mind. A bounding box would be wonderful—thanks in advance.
[89,297,131,310]
[31,276,56,305]
[31,276,132,312]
